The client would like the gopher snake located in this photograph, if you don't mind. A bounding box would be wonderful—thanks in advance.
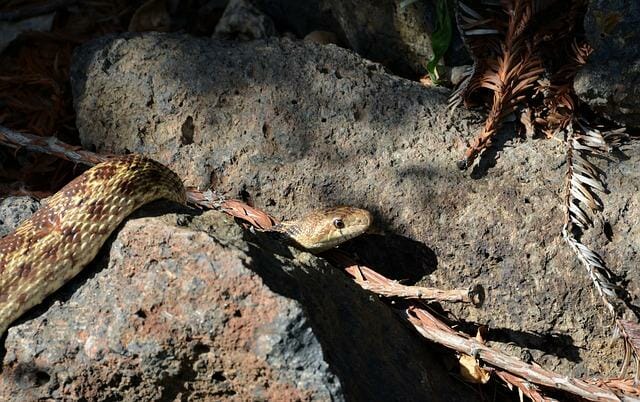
[0,155,371,335]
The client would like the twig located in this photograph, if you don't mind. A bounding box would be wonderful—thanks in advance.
[0,125,222,210]
[494,370,558,402]
[344,262,482,305]
[0,125,108,166]
[405,306,624,401]
[356,280,481,304]
[2,124,635,399]
[320,250,481,305]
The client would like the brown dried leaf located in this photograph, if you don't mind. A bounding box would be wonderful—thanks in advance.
[459,354,491,384]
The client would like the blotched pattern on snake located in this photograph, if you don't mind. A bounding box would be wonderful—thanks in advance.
[0,155,371,335]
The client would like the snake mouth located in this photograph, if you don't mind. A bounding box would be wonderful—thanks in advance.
[315,219,372,252]
[363,222,383,235]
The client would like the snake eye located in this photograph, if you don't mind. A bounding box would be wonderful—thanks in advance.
[333,218,345,229]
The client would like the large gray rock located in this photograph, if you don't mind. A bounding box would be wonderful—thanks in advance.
[0,197,471,401]
[575,0,640,128]
[0,196,39,237]
[68,33,640,378]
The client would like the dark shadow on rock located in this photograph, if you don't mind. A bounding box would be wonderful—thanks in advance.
[454,319,582,363]
[6,361,53,390]
[491,327,582,363]
[242,239,478,402]
[469,124,522,179]
[611,147,631,162]
[626,127,640,138]
[339,233,437,283]
[616,276,640,321]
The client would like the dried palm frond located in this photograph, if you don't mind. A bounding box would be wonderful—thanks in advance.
[448,1,500,112]
[452,0,549,169]
[450,0,638,377]
[531,40,592,137]
[562,121,634,371]
[460,46,544,169]
[562,122,627,289]
[450,0,588,169]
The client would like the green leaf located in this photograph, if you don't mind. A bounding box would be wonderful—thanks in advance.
[427,0,453,83]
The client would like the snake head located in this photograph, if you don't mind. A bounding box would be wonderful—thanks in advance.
[276,206,372,253]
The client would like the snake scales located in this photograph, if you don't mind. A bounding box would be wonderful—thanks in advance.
[0,155,371,335]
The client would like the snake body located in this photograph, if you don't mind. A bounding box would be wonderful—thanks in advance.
[0,155,371,335]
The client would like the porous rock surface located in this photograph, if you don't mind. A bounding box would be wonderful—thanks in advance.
[0,198,470,401]
[69,33,640,378]
[0,196,39,237]
[575,0,640,128]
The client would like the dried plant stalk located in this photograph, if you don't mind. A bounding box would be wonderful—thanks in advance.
[342,263,482,304]
[0,124,231,211]
[355,280,478,303]
[0,125,109,166]
[494,370,558,402]
[406,306,625,401]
